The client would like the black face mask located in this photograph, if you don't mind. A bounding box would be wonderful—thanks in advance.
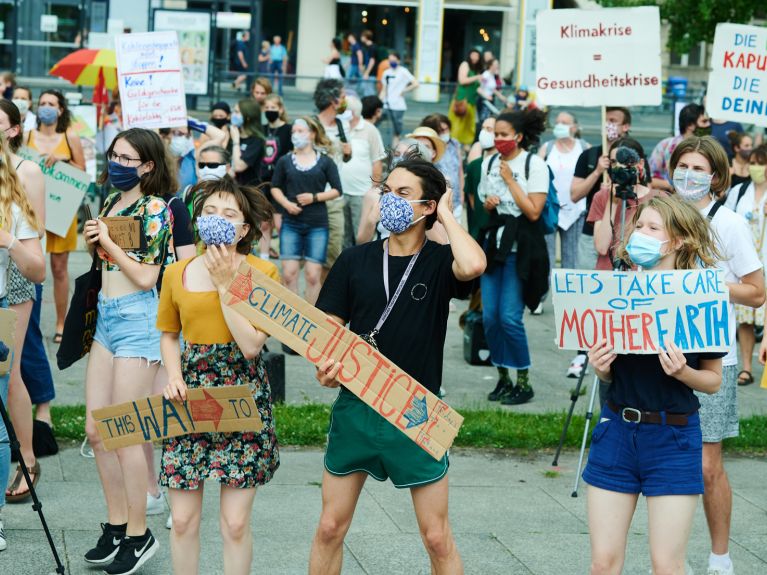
[210,117,228,129]
[265,110,280,123]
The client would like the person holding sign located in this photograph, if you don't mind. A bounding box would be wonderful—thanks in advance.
[158,176,280,575]
[671,136,765,575]
[584,195,724,575]
[309,155,485,575]
[81,128,175,574]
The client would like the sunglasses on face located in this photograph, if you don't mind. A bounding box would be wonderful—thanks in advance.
[198,162,226,169]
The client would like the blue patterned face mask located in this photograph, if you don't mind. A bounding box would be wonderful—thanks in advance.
[196,214,245,245]
[379,192,429,234]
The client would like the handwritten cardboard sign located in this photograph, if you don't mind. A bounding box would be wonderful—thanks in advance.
[707,23,767,127]
[0,309,17,376]
[17,147,90,237]
[535,7,662,106]
[101,216,144,250]
[552,269,730,354]
[91,385,262,450]
[116,31,187,129]
[224,262,463,461]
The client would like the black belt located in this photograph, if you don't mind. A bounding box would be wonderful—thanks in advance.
[607,401,695,426]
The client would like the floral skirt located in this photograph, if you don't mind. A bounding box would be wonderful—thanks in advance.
[735,301,765,327]
[160,342,279,490]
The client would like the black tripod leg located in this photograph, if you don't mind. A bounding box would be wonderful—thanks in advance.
[552,354,589,466]
[0,395,66,574]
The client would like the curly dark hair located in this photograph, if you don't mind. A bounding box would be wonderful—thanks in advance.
[386,153,446,230]
[313,78,345,112]
[495,109,547,150]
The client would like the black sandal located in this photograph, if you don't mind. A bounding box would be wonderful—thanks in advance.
[737,370,754,386]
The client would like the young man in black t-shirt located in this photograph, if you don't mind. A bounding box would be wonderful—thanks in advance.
[308,159,486,574]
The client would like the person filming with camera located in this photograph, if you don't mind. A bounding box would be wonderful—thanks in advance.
[587,137,660,271]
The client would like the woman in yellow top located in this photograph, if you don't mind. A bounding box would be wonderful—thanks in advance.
[23,89,85,343]
[159,176,280,575]
[448,49,483,147]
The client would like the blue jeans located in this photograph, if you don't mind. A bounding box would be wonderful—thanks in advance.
[280,219,329,265]
[481,254,531,369]
[0,297,10,509]
[93,290,161,362]
[21,284,55,404]
[270,61,284,94]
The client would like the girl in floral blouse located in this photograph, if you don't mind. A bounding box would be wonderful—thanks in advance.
[82,128,175,574]
[158,176,279,575]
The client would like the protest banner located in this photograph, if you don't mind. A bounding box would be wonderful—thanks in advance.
[224,262,463,461]
[115,31,187,129]
[413,0,444,103]
[535,7,662,107]
[707,23,767,127]
[153,10,211,95]
[552,269,730,354]
[92,385,263,450]
[101,216,144,250]
[0,309,17,376]
[17,147,90,237]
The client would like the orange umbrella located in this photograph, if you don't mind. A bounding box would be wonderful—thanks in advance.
[49,48,118,123]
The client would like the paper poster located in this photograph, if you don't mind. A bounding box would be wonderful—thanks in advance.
[413,0,444,103]
[116,31,187,129]
[552,269,730,354]
[225,262,463,461]
[92,385,263,450]
[153,10,211,95]
[535,7,662,106]
[707,23,767,127]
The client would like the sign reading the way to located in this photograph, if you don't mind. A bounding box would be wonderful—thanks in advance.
[535,7,662,106]
[707,23,767,127]
[116,31,187,129]
[552,269,730,354]
[225,262,463,461]
[92,386,262,450]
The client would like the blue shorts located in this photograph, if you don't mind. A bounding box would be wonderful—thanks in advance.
[582,405,703,497]
[280,219,329,265]
[93,289,162,362]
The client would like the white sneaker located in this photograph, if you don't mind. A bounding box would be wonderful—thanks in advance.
[707,565,734,575]
[0,518,6,551]
[648,562,694,575]
[165,514,172,530]
[146,491,167,516]
[567,354,588,378]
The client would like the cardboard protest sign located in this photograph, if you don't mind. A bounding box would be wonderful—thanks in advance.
[535,7,662,106]
[552,269,730,354]
[224,262,463,461]
[707,24,767,127]
[116,31,187,129]
[17,147,90,237]
[101,216,144,250]
[92,385,262,450]
[0,309,17,376]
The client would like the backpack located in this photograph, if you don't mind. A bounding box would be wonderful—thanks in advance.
[487,152,560,234]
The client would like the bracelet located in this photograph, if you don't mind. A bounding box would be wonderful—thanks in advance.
[313,193,318,203]
[7,237,16,252]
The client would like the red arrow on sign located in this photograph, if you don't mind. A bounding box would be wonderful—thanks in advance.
[190,389,224,430]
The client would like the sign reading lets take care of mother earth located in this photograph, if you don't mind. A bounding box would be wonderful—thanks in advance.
[552,269,730,354]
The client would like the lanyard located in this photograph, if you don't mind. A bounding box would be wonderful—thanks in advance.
[361,238,426,349]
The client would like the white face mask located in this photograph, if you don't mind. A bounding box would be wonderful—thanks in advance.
[478,129,495,150]
[552,123,572,140]
[199,165,228,181]
[439,133,450,143]
[170,136,194,158]
[12,99,30,116]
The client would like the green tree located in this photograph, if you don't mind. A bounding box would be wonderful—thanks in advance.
[595,0,762,54]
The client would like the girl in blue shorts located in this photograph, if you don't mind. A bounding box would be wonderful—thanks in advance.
[585,195,723,575]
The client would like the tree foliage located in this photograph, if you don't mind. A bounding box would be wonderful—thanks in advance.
[595,0,763,54]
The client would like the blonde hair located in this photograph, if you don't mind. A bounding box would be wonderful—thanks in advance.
[669,136,731,198]
[299,116,332,152]
[616,195,720,270]
[264,94,288,123]
[0,133,41,233]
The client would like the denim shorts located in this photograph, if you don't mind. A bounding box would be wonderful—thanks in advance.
[582,405,704,496]
[280,219,329,264]
[93,289,162,362]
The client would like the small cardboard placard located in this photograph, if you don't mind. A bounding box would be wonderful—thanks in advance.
[101,216,145,250]
[92,385,263,450]
[224,262,463,461]
[0,309,17,376]
[552,269,730,354]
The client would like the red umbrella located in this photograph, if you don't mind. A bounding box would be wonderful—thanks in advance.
[49,48,118,124]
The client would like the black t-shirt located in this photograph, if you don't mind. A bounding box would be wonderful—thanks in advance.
[573,145,603,235]
[237,135,265,186]
[316,240,472,395]
[270,152,343,227]
[259,123,293,183]
[608,351,724,413]
[157,195,194,292]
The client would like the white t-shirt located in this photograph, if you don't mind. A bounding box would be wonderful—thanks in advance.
[0,204,39,297]
[23,112,37,132]
[340,120,386,197]
[381,66,415,111]
[546,139,585,231]
[702,200,763,366]
[479,70,497,98]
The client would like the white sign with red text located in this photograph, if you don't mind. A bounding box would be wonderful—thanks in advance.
[116,31,187,129]
[535,7,662,107]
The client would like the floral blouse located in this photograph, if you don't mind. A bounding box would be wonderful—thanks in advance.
[97,192,175,272]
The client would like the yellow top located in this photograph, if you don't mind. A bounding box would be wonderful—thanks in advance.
[157,254,280,344]
[27,130,72,161]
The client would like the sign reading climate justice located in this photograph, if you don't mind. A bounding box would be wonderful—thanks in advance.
[116,31,187,129]
[225,262,463,461]
[707,23,767,127]
[552,269,730,354]
[535,7,662,106]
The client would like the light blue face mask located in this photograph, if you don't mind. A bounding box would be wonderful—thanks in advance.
[625,231,669,269]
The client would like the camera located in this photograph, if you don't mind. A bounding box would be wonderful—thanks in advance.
[609,166,638,188]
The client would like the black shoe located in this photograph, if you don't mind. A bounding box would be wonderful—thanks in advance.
[103,529,159,575]
[488,379,512,401]
[502,386,534,405]
[84,523,126,565]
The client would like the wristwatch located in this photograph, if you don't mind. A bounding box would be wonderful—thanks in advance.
[312,193,318,203]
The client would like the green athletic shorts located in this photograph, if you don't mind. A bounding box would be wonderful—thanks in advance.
[324,388,449,489]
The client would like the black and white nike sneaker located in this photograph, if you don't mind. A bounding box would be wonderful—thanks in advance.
[103,529,159,575]
[84,523,126,564]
